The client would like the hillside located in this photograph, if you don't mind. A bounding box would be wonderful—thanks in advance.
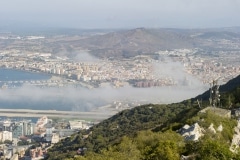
[75,28,195,58]
[51,27,240,59]
[193,74,240,107]
[46,74,240,159]
[196,31,240,40]
[69,111,238,160]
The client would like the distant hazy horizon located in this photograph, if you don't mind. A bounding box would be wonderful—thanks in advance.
[1,0,240,29]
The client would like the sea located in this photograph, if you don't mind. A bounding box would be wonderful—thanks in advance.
[0,68,104,111]
[0,68,59,110]
[0,68,51,87]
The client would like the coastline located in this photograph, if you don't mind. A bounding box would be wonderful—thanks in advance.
[0,67,52,81]
[0,66,52,78]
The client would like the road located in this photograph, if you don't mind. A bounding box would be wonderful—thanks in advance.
[0,108,115,120]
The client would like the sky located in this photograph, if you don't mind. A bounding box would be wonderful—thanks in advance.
[0,0,240,29]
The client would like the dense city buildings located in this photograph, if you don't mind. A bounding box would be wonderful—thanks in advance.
[0,116,93,159]
[0,48,239,89]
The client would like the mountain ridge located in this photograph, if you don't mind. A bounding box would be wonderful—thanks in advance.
[52,27,240,59]
[75,28,195,58]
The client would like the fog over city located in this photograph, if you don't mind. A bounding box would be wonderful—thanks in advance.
[70,51,101,62]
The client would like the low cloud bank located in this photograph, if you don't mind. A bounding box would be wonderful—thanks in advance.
[0,83,207,111]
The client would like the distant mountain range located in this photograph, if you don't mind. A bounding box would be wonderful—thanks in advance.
[55,27,240,58]
[74,28,195,58]
[1,27,240,59]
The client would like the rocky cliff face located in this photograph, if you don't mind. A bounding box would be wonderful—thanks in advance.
[230,120,240,152]
[179,123,205,141]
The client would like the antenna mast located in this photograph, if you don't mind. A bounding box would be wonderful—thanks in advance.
[209,77,220,107]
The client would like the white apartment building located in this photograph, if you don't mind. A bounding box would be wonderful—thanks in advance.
[0,131,12,142]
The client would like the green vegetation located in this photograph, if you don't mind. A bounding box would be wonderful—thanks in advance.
[17,140,29,146]
[3,140,12,145]
[62,111,238,160]
[47,103,197,159]
[194,75,240,108]
[46,75,240,160]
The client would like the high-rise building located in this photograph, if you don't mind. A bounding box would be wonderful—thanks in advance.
[45,122,53,142]
[12,124,23,138]
[12,121,35,138]
[22,121,34,136]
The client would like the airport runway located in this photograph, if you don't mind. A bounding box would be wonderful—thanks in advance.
[0,108,114,120]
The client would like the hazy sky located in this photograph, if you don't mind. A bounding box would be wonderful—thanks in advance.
[0,0,240,29]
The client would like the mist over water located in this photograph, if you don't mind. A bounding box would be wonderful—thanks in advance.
[0,54,208,111]
[0,82,207,111]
